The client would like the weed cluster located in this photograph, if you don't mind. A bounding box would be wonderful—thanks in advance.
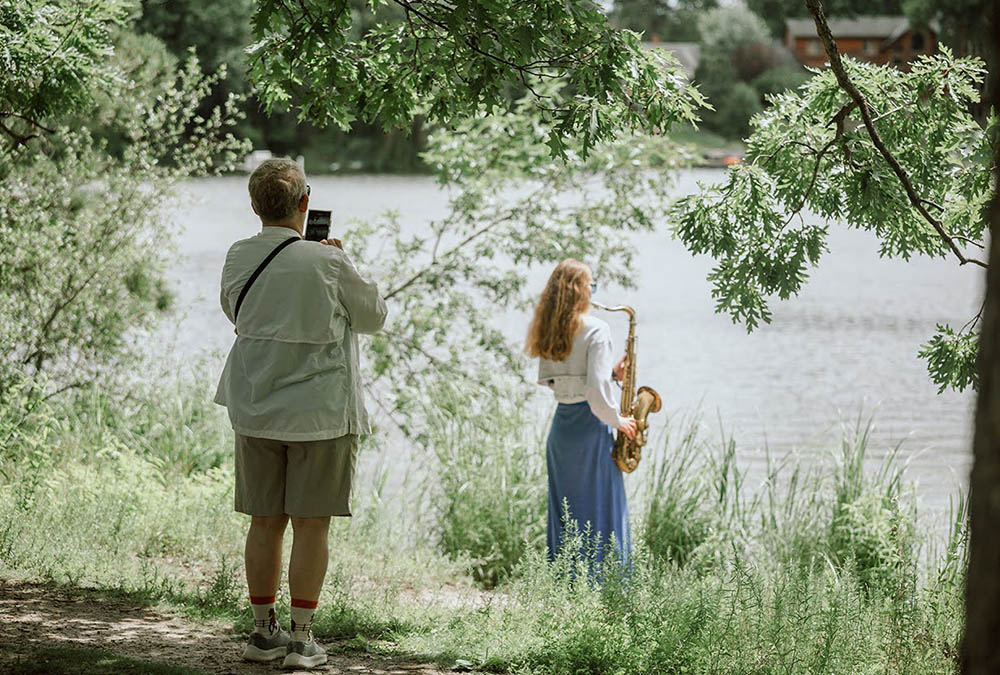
[428,399,547,588]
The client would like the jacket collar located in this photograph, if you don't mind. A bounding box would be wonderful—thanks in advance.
[258,225,302,240]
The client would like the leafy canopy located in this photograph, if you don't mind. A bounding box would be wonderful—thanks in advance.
[0,0,249,398]
[697,5,771,55]
[0,0,132,151]
[608,0,717,43]
[247,0,705,153]
[671,49,993,391]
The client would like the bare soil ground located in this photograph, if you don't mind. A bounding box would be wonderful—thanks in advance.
[0,579,465,675]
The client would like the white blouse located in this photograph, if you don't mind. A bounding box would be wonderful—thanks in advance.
[536,314,625,428]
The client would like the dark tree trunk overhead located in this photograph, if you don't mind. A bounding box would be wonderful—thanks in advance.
[962,1,1000,671]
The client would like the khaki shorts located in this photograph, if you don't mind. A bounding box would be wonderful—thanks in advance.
[234,433,358,518]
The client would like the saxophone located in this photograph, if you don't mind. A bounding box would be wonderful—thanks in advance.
[591,301,662,473]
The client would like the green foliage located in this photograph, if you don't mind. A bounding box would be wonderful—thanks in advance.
[693,6,796,139]
[752,64,810,100]
[919,323,980,392]
[672,50,993,390]
[247,0,703,154]
[0,0,132,150]
[697,5,771,54]
[0,375,966,674]
[0,8,249,398]
[136,0,255,77]
[402,418,960,673]
[430,394,546,588]
[829,425,916,596]
[674,163,828,329]
[904,0,993,63]
[348,81,689,435]
[641,419,714,566]
[133,0,431,172]
[712,82,763,140]
[694,51,739,109]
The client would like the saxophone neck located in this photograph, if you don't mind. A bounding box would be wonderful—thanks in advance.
[590,301,635,321]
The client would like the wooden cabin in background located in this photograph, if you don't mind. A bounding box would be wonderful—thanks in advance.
[785,16,936,70]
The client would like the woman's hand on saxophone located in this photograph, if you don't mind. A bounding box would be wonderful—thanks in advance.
[618,416,637,440]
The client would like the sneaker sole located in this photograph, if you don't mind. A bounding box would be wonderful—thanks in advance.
[243,643,288,662]
[282,652,328,669]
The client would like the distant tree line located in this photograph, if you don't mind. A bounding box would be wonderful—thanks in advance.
[130,0,991,168]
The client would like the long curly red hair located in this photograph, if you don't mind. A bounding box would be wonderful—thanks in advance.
[525,259,592,362]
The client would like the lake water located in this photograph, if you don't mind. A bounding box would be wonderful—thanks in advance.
[163,170,981,524]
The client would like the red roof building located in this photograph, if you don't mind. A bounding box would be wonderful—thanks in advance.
[785,16,936,70]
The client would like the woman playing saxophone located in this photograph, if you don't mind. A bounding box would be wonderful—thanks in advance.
[525,259,636,572]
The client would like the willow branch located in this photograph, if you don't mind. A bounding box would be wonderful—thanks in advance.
[805,0,987,269]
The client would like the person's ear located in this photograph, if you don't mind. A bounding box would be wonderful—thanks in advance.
[299,192,309,213]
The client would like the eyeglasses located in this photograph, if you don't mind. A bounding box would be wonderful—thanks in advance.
[590,282,597,294]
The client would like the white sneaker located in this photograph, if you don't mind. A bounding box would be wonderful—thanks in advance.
[282,636,328,669]
[242,629,291,662]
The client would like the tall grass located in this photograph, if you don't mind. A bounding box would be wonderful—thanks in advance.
[0,374,469,635]
[427,392,547,588]
[0,375,966,673]
[405,411,963,673]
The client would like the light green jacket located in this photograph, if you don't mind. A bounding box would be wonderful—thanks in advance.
[214,226,388,441]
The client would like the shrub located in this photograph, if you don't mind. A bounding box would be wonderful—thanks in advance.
[829,423,916,596]
[429,394,546,588]
[697,6,771,55]
[731,42,799,82]
[0,13,248,400]
[712,82,764,140]
[752,64,811,101]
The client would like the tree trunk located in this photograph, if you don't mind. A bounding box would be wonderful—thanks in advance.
[962,2,1000,671]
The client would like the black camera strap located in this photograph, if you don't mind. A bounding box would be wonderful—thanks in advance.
[233,236,300,327]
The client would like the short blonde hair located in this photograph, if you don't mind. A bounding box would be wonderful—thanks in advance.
[248,158,307,223]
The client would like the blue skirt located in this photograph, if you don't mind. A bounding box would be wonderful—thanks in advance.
[546,401,631,569]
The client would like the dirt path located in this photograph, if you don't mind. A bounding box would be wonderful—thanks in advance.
[0,579,465,675]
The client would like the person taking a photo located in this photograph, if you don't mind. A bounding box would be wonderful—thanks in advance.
[215,158,387,670]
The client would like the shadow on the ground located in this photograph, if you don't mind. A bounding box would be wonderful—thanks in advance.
[4,645,201,674]
[0,579,464,674]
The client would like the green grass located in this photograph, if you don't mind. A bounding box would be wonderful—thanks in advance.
[0,376,965,674]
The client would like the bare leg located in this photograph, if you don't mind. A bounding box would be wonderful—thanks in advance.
[288,516,331,603]
[245,514,289,597]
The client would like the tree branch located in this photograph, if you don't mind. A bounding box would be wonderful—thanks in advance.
[391,0,548,78]
[0,121,40,152]
[383,182,551,299]
[0,112,56,135]
[805,0,987,269]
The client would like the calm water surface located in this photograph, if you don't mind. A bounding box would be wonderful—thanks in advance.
[164,170,981,523]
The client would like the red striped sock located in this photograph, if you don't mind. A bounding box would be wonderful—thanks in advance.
[289,599,318,641]
[250,595,278,635]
